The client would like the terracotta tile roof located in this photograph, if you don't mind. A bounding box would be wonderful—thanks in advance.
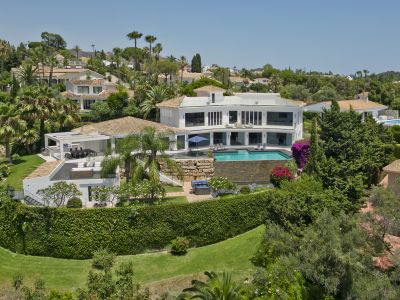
[193,85,226,93]
[156,96,186,109]
[384,160,400,173]
[329,100,387,111]
[72,116,186,137]
[25,161,61,179]
[70,79,110,85]
[61,90,113,100]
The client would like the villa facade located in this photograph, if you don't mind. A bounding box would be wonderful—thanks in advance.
[157,87,305,150]
[61,79,118,110]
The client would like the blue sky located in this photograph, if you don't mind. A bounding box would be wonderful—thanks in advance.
[1,0,399,74]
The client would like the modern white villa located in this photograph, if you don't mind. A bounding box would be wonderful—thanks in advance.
[61,79,118,110]
[157,86,305,149]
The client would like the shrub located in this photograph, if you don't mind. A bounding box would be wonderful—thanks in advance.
[209,177,237,192]
[240,186,251,194]
[170,237,190,256]
[270,166,293,187]
[0,191,270,258]
[66,197,82,209]
[394,144,400,159]
[291,140,310,170]
[11,153,20,162]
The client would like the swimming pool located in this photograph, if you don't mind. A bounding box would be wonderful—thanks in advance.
[214,150,291,161]
[381,119,400,126]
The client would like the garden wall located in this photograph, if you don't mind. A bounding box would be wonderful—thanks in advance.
[161,158,214,181]
[0,191,270,259]
[214,160,285,184]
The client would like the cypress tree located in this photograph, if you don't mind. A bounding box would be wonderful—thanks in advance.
[304,117,322,175]
[191,53,202,73]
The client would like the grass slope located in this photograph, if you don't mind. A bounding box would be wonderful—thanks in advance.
[0,226,264,291]
[4,155,44,190]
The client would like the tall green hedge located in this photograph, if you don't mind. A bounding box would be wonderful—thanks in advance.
[0,192,270,259]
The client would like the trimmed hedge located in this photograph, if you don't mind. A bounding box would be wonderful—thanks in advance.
[0,192,271,259]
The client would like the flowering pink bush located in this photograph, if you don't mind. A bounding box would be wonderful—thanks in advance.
[291,139,310,170]
[270,166,294,187]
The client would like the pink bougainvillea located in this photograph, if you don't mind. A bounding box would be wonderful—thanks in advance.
[291,139,311,170]
[270,166,294,187]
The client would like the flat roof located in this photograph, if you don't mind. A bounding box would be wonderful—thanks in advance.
[158,93,304,109]
[46,132,110,143]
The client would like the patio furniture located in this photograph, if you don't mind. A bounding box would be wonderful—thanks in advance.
[70,167,93,179]
[191,180,211,195]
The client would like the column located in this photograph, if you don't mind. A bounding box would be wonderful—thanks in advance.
[80,98,84,110]
[245,132,249,146]
[111,137,116,154]
[210,132,214,146]
[184,134,189,150]
[226,132,231,146]
[262,132,267,145]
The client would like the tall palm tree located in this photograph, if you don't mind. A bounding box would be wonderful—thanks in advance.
[179,271,242,300]
[73,45,81,61]
[363,69,369,78]
[0,103,26,163]
[140,85,168,121]
[139,127,182,182]
[17,86,56,148]
[153,43,162,60]
[144,35,157,57]
[101,135,141,182]
[127,31,143,49]
[112,47,122,68]
[127,31,143,70]
[54,98,80,131]
[178,56,188,82]
[19,128,39,154]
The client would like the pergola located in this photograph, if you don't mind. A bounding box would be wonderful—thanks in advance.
[45,132,110,159]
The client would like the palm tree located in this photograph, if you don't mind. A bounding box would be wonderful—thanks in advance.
[179,271,242,300]
[140,85,168,121]
[144,35,157,57]
[127,31,143,70]
[73,45,81,60]
[167,55,177,62]
[54,98,80,131]
[101,135,141,182]
[139,127,182,182]
[112,47,122,68]
[0,40,12,73]
[0,103,26,163]
[19,128,39,154]
[17,62,38,86]
[17,86,56,148]
[153,43,162,60]
[178,56,188,82]
[363,69,369,78]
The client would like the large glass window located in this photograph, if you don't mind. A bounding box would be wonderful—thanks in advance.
[83,99,96,109]
[267,112,293,126]
[241,111,262,125]
[77,86,89,94]
[177,135,185,150]
[213,132,227,145]
[229,111,238,124]
[248,132,262,145]
[185,112,205,127]
[208,111,222,126]
[93,86,103,94]
[267,132,292,146]
[230,132,245,145]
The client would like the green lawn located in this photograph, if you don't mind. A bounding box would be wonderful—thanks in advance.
[0,226,264,292]
[4,154,44,190]
[164,185,183,193]
[163,196,187,205]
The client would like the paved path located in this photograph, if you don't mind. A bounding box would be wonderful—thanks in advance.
[165,182,212,203]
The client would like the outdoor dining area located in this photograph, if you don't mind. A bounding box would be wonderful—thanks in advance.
[64,148,97,159]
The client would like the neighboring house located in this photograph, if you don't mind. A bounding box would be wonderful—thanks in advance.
[61,79,117,110]
[253,78,269,85]
[157,86,305,149]
[303,99,388,119]
[11,66,105,85]
[158,70,212,84]
[383,160,400,197]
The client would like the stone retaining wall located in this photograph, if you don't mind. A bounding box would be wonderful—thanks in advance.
[161,158,214,181]
[214,160,286,184]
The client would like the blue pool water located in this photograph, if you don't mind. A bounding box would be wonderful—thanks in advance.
[382,119,400,126]
[214,150,291,161]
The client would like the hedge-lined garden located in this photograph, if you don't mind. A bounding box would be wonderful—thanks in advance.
[0,191,271,259]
